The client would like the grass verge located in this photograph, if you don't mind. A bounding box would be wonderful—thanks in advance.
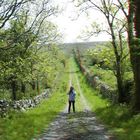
[73,58,140,140]
[0,68,68,140]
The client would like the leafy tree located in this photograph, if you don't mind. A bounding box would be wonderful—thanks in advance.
[127,0,140,112]
[0,0,62,100]
[75,0,129,103]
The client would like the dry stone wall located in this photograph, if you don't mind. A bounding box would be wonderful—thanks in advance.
[0,89,50,117]
[74,54,117,103]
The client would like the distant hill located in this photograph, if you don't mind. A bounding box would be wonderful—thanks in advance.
[58,41,108,54]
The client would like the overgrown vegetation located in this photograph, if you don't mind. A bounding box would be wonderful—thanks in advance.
[0,0,140,139]
[0,62,68,140]
[0,0,64,101]
[75,41,134,104]
[73,58,140,140]
[74,0,140,112]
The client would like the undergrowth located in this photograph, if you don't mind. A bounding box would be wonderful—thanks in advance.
[0,65,69,140]
[73,58,140,140]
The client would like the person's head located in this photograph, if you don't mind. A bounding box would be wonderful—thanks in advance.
[70,86,74,92]
[69,86,74,93]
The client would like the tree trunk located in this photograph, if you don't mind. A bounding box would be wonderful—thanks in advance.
[108,21,125,103]
[116,63,125,103]
[127,0,140,112]
[134,0,140,37]
[11,80,17,100]
[132,52,140,111]
[21,82,26,94]
[37,80,40,94]
[31,81,36,90]
[131,0,140,111]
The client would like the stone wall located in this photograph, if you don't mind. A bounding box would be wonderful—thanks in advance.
[0,89,50,117]
[74,54,117,103]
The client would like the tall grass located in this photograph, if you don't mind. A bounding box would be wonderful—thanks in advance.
[73,58,140,140]
[0,66,69,140]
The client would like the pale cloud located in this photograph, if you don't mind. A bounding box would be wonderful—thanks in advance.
[50,0,110,43]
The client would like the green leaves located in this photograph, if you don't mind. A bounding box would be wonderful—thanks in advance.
[86,44,115,69]
[0,4,63,100]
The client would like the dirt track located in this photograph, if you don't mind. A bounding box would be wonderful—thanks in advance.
[34,60,116,140]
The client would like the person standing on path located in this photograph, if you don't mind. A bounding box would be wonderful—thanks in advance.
[68,86,76,113]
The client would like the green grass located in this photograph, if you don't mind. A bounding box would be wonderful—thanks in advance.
[0,68,69,140]
[89,66,116,89]
[73,58,140,140]
[1,57,138,140]
[67,58,85,113]
[88,65,133,90]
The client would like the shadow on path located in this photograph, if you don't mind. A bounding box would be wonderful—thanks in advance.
[36,111,116,140]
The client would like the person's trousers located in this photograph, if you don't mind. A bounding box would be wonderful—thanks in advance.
[68,101,75,113]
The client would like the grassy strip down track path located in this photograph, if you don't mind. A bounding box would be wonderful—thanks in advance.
[37,58,115,140]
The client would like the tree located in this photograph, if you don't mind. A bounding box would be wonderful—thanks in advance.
[127,0,140,112]
[0,0,30,29]
[75,0,128,103]
[0,0,61,100]
[118,0,140,111]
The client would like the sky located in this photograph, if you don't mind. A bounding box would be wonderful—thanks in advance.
[51,0,111,43]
